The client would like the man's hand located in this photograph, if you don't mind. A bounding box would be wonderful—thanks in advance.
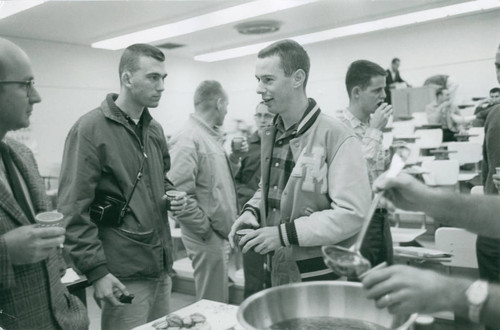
[362,265,465,315]
[163,191,187,216]
[4,225,65,265]
[230,137,249,159]
[92,273,130,308]
[370,103,393,131]
[228,211,259,248]
[373,172,430,212]
[240,226,281,255]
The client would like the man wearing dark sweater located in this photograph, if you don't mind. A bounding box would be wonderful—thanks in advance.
[476,44,500,330]
[234,102,274,297]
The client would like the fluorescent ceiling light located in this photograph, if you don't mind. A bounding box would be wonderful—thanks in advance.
[92,0,316,50]
[195,0,500,62]
[0,1,44,20]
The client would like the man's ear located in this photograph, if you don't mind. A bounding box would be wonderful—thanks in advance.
[121,71,132,88]
[292,69,306,88]
[351,86,362,99]
[216,97,222,110]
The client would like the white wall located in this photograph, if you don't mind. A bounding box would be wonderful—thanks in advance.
[2,9,499,175]
[210,10,500,125]
[3,36,212,175]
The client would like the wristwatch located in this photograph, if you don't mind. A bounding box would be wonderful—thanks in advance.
[465,280,488,323]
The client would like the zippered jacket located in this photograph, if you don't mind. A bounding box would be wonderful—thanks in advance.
[58,93,176,283]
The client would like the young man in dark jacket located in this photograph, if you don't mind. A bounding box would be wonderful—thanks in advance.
[58,44,186,330]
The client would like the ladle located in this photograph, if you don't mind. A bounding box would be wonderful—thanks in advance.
[323,149,408,278]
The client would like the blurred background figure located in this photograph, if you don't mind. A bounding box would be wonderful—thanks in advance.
[425,87,475,142]
[473,87,500,127]
[384,57,411,104]
[424,74,459,101]
[234,101,274,298]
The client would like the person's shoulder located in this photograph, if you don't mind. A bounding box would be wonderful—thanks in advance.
[317,112,353,130]
[485,105,500,127]
[4,137,33,155]
[71,106,106,130]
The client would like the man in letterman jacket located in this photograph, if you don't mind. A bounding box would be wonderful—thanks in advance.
[229,39,371,285]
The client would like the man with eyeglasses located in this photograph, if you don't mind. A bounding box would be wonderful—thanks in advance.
[58,44,186,330]
[234,101,274,297]
[0,37,89,329]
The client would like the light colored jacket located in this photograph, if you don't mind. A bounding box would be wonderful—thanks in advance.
[246,106,371,284]
[168,114,239,241]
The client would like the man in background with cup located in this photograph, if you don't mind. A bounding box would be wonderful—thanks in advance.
[337,60,394,270]
[58,43,186,330]
[234,101,274,297]
[168,80,242,303]
[0,37,88,329]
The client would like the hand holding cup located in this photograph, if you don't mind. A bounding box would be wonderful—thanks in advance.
[231,136,249,156]
[165,190,187,215]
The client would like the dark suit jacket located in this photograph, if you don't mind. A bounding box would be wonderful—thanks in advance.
[385,69,406,104]
[0,139,88,330]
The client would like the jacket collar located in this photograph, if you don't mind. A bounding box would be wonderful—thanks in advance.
[101,93,153,127]
[190,114,224,141]
[273,98,321,138]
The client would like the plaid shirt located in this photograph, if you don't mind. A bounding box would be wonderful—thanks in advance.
[266,100,319,225]
[338,109,389,185]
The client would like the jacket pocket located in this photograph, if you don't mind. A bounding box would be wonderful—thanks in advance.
[99,227,162,279]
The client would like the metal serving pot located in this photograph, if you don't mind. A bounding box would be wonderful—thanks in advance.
[237,281,416,329]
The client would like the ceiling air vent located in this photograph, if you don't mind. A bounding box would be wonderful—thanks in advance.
[156,42,185,50]
[235,20,281,35]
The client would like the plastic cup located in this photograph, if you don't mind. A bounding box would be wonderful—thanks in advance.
[35,211,64,249]
[234,228,255,250]
[232,136,246,152]
[35,211,64,227]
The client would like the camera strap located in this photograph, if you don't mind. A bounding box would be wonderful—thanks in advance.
[119,151,147,219]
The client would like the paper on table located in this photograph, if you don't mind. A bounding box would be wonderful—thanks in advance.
[394,246,452,258]
[390,227,427,243]
[61,267,80,284]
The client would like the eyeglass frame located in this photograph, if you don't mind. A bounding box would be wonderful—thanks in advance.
[0,80,36,98]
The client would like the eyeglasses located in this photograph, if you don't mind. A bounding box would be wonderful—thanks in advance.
[0,79,36,98]
[254,113,274,119]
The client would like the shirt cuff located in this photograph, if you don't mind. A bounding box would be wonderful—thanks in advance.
[365,127,383,141]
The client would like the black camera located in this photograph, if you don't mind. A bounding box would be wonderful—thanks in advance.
[89,193,127,227]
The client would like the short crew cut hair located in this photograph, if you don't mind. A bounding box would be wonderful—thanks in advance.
[194,80,225,108]
[119,43,165,77]
[345,60,386,98]
[490,87,500,94]
[257,39,310,89]
[391,58,400,64]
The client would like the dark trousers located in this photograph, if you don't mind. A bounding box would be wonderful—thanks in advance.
[242,250,270,298]
[442,128,458,142]
[476,236,500,330]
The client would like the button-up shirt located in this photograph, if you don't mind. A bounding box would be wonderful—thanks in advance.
[338,109,389,184]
